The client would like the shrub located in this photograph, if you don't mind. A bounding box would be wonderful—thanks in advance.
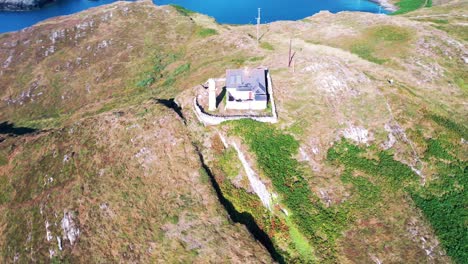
[412,145,467,263]
[136,75,155,88]
[328,137,467,263]
[327,140,415,186]
[425,139,454,161]
[173,63,190,76]
[429,114,468,138]
[229,119,347,262]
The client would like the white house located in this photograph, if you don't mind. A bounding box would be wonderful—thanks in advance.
[225,68,268,110]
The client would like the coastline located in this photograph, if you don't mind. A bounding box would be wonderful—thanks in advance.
[0,0,55,11]
[370,0,398,12]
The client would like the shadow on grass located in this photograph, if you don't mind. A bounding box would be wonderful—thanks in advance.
[154,98,186,123]
[0,122,38,135]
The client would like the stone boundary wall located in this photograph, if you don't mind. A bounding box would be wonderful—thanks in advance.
[193,71,278,126]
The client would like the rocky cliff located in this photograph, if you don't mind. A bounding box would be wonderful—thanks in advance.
[0,0,54,11]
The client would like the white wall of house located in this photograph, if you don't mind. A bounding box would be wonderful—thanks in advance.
[251,100,267,110]
[227,88,253,100]
[226,100,267,110]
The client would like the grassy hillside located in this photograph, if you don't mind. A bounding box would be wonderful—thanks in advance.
[392,0,432,15]
[0,0,466,263]
[0,102,273,263]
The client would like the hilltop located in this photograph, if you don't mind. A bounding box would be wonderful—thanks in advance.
[0,0,466,263]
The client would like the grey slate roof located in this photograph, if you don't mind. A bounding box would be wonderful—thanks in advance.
[226,68,267,95]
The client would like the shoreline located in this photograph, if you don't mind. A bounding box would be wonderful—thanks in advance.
[369,0,398,12]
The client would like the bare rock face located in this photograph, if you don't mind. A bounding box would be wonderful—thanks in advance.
[61,211,80,246]
[0,0,55,11]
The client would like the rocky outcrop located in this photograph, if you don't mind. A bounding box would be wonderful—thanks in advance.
[368,0,398,12]
[0,0,55,11]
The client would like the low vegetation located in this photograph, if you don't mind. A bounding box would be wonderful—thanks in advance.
[327,116,467,264]
[392,0,430,15]
[170,4,194,16]
[339,25,412,64]
[413,148,467,263]
[351,43,387,64]
[196,27,218,38]
[229,119,348,262]
[327,140,416,186]
[260,42,275,51]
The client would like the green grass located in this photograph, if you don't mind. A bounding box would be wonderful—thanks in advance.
[425,138,455,161]
[432,19,449,24]
[372,26,411,42]
[0,176,13,204]
[136,74,155,88]
[216,148,312,262]
[248,56,265,62]
[327,140,416,187]
[173,63,191,76]
[163,63,191,87]
[349,26,410,64]
[0,150,8,166]
[229,119,347,262]
[351,44,387,64]
[454,77,467,90]
[327,132,467,264]
[285,217,316,262]
[392,0,427,15]
[134,51,188,89]
[340,170,382,210]
[135,51,181,88]
[218,148,240,179]
[196,27,218,38]
[429,114,468,139]
[260,42,275,51]
[170,4,195,16]
[413,139,467,263]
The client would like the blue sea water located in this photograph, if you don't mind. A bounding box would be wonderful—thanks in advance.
[0,0,388,34]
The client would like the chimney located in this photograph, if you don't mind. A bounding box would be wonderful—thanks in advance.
[208,79,216,111]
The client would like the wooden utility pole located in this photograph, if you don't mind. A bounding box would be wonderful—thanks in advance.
[288,38,296,68]
[256,8,261,45]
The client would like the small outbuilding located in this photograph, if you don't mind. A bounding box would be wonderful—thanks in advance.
[225,68,268,110]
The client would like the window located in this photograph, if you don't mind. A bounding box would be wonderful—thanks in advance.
[236,75,242,84]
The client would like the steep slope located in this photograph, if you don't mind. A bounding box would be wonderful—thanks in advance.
[0,0,256,128]
[0,0,466,263]
[0,102,273,263]
[176,2,466,263]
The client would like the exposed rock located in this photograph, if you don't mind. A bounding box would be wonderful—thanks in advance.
[0,0,55,11]
[2,53,13,69]
[61,211,80,246]
[232,141,273,210]
[45,220,53,242]
[368,0,397,12]
[301,57,369,96]
[407,217,445,259]
[57,236,62,251]
[382,123,398,150]
[342,125,371,144]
